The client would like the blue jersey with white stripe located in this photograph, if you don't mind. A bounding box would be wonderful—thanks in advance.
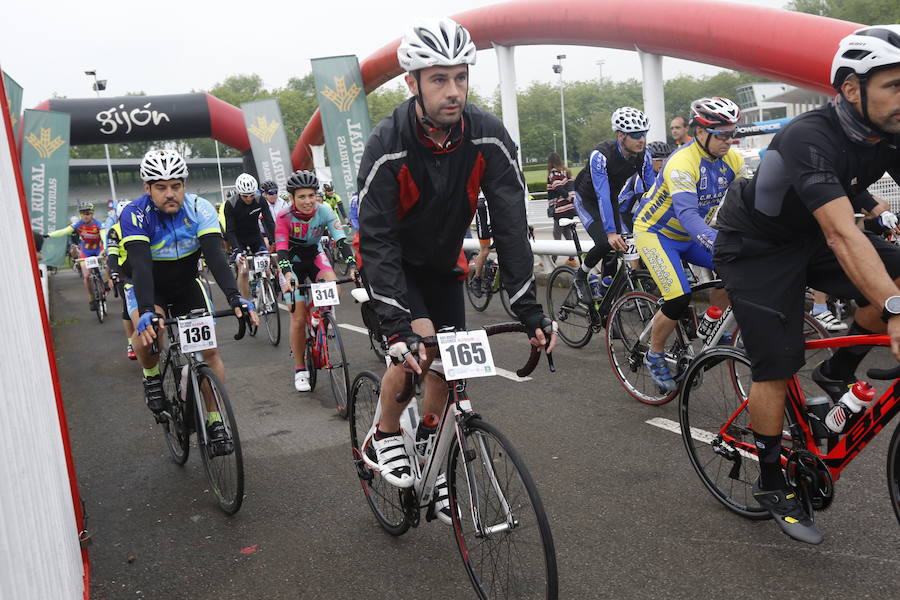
[120,193,220,260]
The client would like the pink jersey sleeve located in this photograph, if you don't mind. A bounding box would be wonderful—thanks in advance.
[275,211,290,252]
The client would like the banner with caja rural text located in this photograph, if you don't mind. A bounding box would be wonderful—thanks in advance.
[241,98,292,193]
[21,109,70,267]
[2,71,23,145]
[311,55,372,201]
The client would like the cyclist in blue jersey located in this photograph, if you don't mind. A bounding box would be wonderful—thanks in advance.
[572,107,656,304]
[120,150,257,439]
[276,170,354,392]
[633,97,746,391]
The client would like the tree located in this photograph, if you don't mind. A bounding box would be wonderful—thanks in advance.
[785,0,900,24]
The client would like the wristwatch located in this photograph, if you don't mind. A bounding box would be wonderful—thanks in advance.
[882,295,900,322]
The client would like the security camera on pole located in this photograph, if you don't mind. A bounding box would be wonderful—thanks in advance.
[552,55,568,168]
[84,69,117,204]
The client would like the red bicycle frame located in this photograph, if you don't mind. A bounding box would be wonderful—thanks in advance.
[721,334,900,482]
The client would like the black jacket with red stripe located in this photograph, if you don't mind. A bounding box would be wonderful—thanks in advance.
[357,98,541,340]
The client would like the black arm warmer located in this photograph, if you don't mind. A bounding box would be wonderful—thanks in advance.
[200,233,240,303]
[124,240,155,314]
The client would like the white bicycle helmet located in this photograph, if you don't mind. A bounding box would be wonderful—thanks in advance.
[235,173,258,195]
[832,25,900,89]
[611,107,650,133]
[690,97,741,128]
[140,149,188,182]
[397,18,477,72]
[114,200,131,219]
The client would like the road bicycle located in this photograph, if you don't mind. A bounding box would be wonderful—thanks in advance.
[678,333,900,526]
[288,277,355,417]
[321,233,350,277]
[245,249,281,346]
[153,307,250,515]
[348,273,388,362]
[465,255,517,319]
[77,256,108,323]
[606,280,829,405]
[348,323,558,599]
[545,217,658,348]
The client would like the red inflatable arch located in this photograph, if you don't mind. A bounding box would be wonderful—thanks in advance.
[291,0,862,170]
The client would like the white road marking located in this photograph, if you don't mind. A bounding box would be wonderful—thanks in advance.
[645,417,758,462]
[338,323,369,335]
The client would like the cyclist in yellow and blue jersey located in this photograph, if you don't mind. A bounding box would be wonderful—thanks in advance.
[105,200,137,360]
[633,97,747,391]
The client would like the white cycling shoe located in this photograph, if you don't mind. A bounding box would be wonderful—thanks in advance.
[372,432,413,488]
[433,473,454,525]
[294,370,311,392]
[813,309,848,332]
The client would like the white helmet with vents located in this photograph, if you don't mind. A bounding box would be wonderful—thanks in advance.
[235,173,258,195]
[397,18,477,72]
[831,25,900,89]
[114,200,131,219]
[140,149,188,182]
[611,107,650,133]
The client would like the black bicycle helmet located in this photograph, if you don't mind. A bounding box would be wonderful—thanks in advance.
[647,141,673,159]
[322,182,334,192]
[259,179,277,192]
[286,170,319,192]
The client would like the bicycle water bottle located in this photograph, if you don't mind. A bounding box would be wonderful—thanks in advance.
[415,413,440,460]
[824,381,875,434]
[310,310,321,328]
[696,306,724,340]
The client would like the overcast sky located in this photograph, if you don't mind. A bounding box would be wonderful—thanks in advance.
[3,0,789,109]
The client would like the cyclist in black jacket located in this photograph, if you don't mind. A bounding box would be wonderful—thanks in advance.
[357,18,556,489]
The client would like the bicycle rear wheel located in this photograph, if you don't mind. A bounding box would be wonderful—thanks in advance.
[546,265,593,348]
[606,291,679,405]
[160,348,190,465]
[348,371,410,536]
[448,419,558,599]
[323,312,350,418]
[261,277,282,346]
[92,274,106,323]
[887,423,900,525]
[196,365,245,515]
[678,346,769,519]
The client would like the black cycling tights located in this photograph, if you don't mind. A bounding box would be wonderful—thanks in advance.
[582,221,615,276]
[660,293,692,321]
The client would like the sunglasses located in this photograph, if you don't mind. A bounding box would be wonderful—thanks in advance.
[240,193,256,198]
[706,127,737,141]
[625,131,648,140]
[264,189,278,195]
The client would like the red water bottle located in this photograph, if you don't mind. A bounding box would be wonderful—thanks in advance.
[824,381,875,434]
[696,306,724,340]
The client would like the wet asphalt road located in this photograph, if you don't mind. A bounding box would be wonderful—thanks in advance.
[49,269,900,600]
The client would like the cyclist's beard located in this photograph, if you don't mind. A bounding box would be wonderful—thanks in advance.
[423,97,465,129]
[873,108,900,135]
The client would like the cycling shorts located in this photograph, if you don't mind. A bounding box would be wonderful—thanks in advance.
[475,201,492,241]
[635,232,714,301]
[125,277,214,319]
[714,231,900,381]
[283,252,334,304]
[404,265,465,332]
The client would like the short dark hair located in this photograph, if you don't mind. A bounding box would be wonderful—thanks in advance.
[670,116,688,128]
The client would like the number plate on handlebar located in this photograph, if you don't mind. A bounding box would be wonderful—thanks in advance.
[311,281,339,307]
[84,256,100,269]
[622,234,639,261]
[437,329,496,380]
[178,315,217,353]
[253,255,270,273]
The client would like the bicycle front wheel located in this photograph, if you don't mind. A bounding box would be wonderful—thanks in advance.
[323,312,350,418]
[546,265,592,348]
[348,371,410,536]
[196,365,245,515]
[160,348,190,465]
[499,287,517,319]
[466,267,492,312]
[606,291,678,406]
[261,277,282,346]
[92,275,106,323]
[448,419,558,599]
[887,423,900,525]
[678,346,769,520]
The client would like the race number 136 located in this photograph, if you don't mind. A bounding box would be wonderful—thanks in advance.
[437,329,496,380]
[178,315,217,353]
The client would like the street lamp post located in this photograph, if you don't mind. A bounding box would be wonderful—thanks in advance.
[84,69,117,205]
[553,132,557,154]
[552,55,568,167]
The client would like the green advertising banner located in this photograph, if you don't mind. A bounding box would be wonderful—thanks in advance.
[241,98,292,192]
[2,71,23,146]
[311,55,372,202]
[21,109,71,267]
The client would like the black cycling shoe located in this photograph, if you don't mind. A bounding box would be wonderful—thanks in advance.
[143,374,165,415]
[89,300,98,311]
[469,277,484,298]
[206,420,234,456]
[752,479,824,545]
[573,270,591,304]
[812,362,854,403]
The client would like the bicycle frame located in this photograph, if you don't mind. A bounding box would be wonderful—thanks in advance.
[359,373,513,533]
[720,334,900,483]
[163,325,217,449]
